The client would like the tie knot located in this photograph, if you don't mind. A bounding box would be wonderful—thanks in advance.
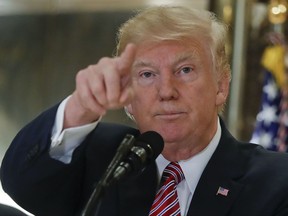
[162,162,185,185]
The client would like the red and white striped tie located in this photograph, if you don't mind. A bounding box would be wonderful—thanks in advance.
[149,162,185,216]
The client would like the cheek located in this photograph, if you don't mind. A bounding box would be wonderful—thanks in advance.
[129,92,153,116]
[186,80,218,107]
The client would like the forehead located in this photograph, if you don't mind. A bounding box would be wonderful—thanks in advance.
[133,39,212,67]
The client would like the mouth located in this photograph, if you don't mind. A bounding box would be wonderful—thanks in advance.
[155,112,186,120]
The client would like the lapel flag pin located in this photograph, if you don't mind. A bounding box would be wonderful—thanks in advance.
[216,186,229,196]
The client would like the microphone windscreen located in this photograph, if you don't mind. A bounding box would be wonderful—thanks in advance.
[136,131,164,160]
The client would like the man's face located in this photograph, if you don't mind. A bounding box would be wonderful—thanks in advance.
[127,39,229,157]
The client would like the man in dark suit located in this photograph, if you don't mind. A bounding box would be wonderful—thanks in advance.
[1,5,288,216]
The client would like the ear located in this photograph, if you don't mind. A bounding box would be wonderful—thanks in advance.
[125,104,135,121]
[215,76,230,106]
[126,104,133,115]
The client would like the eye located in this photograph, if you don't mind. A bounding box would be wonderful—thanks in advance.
[141,71,154,78]
[176,65,198,82]
[135,70,157,86]
[180,66,193,74]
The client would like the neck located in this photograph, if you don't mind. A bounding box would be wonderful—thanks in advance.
[161,142,208,161]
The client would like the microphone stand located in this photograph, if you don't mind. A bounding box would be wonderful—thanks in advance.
[80,179,106,216]
[81,134,135,216]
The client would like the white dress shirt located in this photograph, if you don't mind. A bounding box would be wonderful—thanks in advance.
[49,98,221,215]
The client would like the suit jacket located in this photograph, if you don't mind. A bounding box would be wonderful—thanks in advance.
[1,104,288,216]
[0,203,27,216]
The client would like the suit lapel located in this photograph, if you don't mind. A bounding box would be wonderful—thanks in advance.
[187,122,248,216]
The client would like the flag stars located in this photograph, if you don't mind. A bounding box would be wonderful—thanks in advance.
[263,78,278,100]
[257,104,279,126]
[258,132,274,148]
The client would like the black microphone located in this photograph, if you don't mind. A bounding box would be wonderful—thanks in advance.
[81,131,164,216]
[101,133,135,185]
[112,131,164,182]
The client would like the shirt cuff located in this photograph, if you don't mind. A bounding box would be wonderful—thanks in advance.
[49,96,99,163]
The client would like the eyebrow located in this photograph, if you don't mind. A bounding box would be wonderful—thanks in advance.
[132,49,200,70]
[133,60,153,69]
[173,53,198,65]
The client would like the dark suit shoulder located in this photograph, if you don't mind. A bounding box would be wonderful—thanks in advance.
[248,143,288,174]
[233,140,288,176]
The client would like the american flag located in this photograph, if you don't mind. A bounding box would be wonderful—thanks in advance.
[250,70,282,150]
[250,45,288,152]
[216,187,229,196]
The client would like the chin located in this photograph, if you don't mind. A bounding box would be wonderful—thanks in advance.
[159,130,184,143]
[140,125,185,142]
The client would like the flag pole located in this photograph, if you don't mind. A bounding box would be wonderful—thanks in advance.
[227,0,250,138]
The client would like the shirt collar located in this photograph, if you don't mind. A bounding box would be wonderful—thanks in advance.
[156,118,221,195]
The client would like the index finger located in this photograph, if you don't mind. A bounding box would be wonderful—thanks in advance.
[116,43,137,74]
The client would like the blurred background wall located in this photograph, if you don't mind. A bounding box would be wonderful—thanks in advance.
[0,0,283,214]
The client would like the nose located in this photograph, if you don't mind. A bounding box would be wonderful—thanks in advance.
[157,73,179,101]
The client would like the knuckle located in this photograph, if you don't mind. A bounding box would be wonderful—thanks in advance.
[92,84,104,96]
[76,70,85,83]
[98,57,111,65]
